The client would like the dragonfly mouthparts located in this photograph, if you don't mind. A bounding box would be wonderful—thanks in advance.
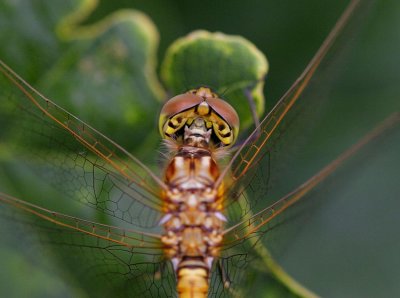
[184,118,212,147]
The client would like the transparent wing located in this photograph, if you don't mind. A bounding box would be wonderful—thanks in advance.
[219,0,362,221]
[216,0,400,295]
[0,192,177,298]
[223,112,400,244]
[0,60,166,229]
[217,113,400,297]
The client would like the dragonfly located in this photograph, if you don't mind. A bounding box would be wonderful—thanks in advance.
[0,0,399,297]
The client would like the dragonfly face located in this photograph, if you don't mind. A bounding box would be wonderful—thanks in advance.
[1,1,400,297]
[159,87,240,147]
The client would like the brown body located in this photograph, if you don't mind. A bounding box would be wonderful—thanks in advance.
[161,145,224,297]
[159,88,237,297]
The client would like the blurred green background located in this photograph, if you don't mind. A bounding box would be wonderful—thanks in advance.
[0,0,399,297]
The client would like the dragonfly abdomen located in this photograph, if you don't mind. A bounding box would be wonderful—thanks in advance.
[161,145,225,297]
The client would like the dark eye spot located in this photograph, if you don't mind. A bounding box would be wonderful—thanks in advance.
[218,124,225,130]
[168,121,179,128]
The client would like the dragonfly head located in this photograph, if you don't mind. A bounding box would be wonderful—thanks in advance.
[159,87,240,147]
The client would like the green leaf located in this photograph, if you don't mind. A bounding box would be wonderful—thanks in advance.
[161,30,268,131]
[0,0,67,81]
[0,0,165,155]
[39,0,165,152]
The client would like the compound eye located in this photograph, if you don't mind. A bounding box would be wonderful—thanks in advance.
[159,93,203,138]
[207,97,240,146]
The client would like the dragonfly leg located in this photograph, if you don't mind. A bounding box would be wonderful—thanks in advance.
[244,86,261,136]
[154,261,169,281]
[217,259,231,289]
[231,83,264,149]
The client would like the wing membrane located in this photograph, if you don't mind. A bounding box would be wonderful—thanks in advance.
[214,0,400,294]
[219,0,366,224]
[223,112,400,244]
[0,193,177,297]
[217,113,400,297]
[0,192,163,249]
[219,0,361,187]
[0,60,166,228]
